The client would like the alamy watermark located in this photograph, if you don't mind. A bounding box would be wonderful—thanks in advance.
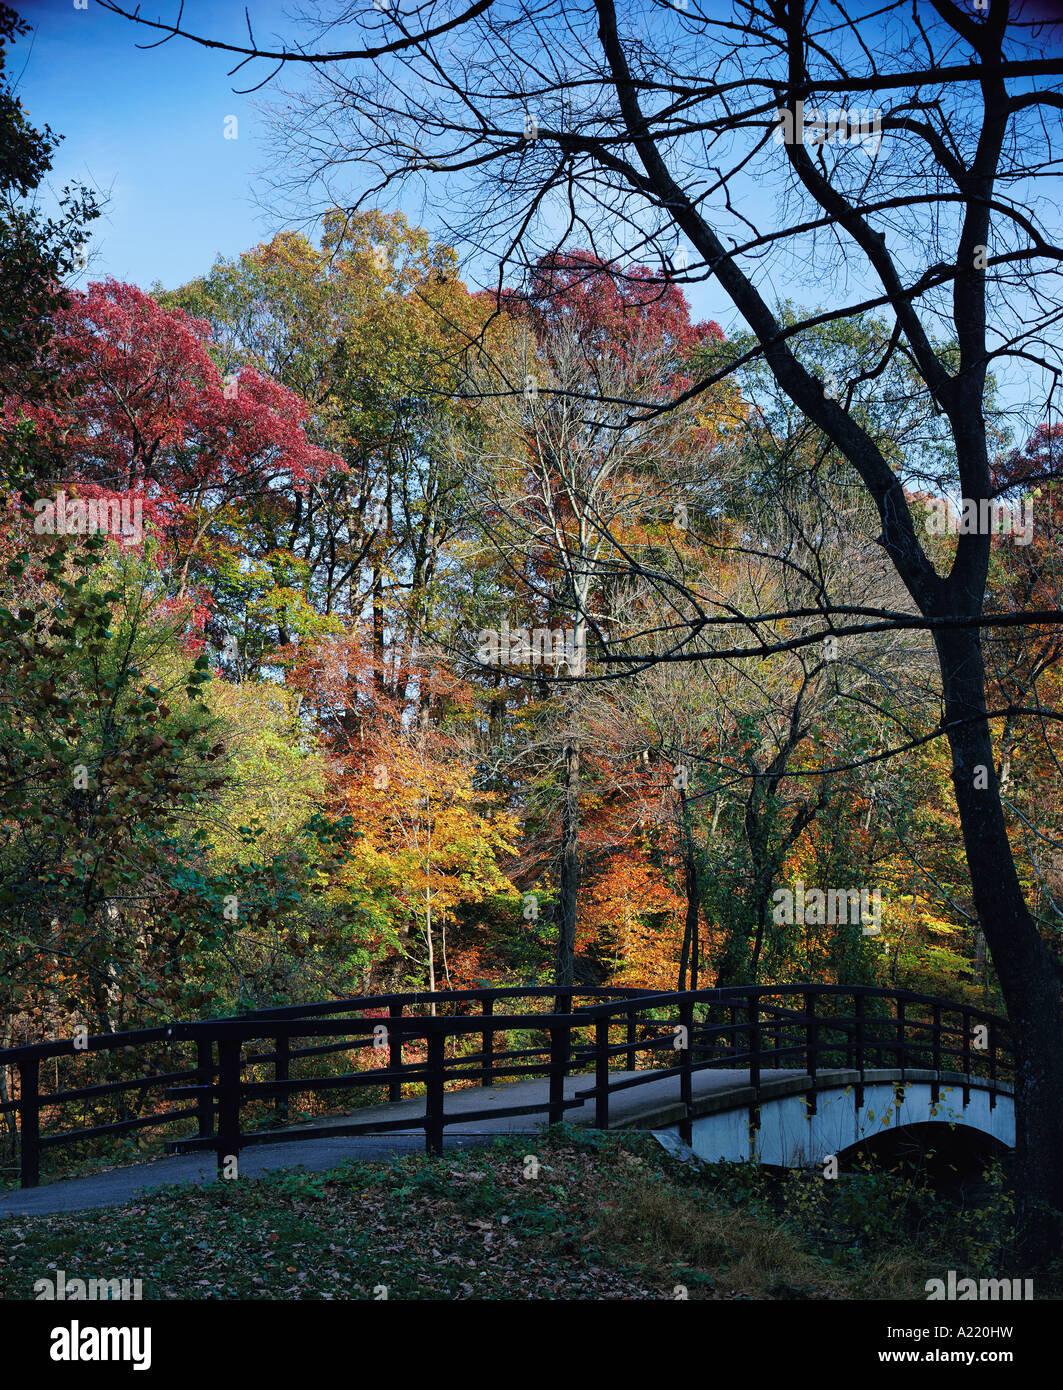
[772,880,882,935]
[925,1270,1033,1301]
[477,620,585,674]
[774,100,882,154]
[49,1321,151,1370]
[924,496,1034,546]
[33,492,143,541]
[35,1268,143,1300]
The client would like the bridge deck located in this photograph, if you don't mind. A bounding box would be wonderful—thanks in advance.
[275,1066,847,1138]
[0,1064,1009,1218]
[2,982,1013,1195]
[0,1068,816,1219]
[271,1063,1008,1141]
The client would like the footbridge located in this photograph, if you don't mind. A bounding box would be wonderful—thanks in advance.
[1,984,1014,1188]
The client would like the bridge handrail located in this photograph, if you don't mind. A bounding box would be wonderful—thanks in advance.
[0,983,1012,1189]
[231,983,653,1023]
[0,982,1008,1063]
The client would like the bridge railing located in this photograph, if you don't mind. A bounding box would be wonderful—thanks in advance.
[0,984,1012,1188]
[0,987,639,1187]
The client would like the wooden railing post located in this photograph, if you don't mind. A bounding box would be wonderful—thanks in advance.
[626,1009,637,1072]
[18,1057,39,1189]
[805,992,817,1082]
[932,1002,942,1074]
[704,1001,718,1064]
[854,993,866,1107]
[480,997,494,1088]
[929,1000,942,1106]
[548,1024,568,1126]
[679,999,694,1146]
[895,997,906,1071]
[274,1033,290,1126]
[747,992,761,1143]
[425,1029,445,1155]
[595,1016,610,1129]
[389,1004,403,1102]
[844,997,854,1070]
[747,993,761,1095]
[196,1038,214,1140]
[960,1007,972,1106]
[215,1038,242,1177]
[803,990,820,1119]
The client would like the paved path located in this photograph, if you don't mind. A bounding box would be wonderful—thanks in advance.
[0,1067,807,1218]
[0,1132,502,1218]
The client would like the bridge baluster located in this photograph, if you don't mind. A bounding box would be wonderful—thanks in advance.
[17,1057,39,1189]
[388,1004,403,1102]
[274,1034,289,1126]
[480,997,494,1088]
[595,1017,610,1128]
[215,1038,242,1178]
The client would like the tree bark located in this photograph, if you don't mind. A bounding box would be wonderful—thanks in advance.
[936,626,1063,1249]
[554,740,580,987]
[372,555,385,697]
[677,788,700,993]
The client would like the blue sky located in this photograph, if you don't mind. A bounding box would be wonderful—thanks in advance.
[8,0,1062,438]
[7,0,803,361]
[14,0,301,291]
[11,0,743,319]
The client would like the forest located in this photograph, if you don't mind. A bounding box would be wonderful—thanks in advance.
[10,218,1050,1039]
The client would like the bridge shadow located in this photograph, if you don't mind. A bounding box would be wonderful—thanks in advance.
[836,1120,1012,1190]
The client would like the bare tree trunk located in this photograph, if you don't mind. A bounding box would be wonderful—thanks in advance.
[425,894,436,1016]
[554,740,580,986]
[440,906,451,992]
[677,788,700,992]
[372,557,385,697]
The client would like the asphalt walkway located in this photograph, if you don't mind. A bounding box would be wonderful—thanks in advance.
[0,1066,800,1218]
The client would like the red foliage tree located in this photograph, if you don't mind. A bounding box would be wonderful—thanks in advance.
[501,249,723,391]
[5,277,342,597]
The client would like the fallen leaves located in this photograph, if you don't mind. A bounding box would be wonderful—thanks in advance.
[0,1133,840,1301]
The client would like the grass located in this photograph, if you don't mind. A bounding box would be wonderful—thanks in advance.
[0,1127,1056,1301]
